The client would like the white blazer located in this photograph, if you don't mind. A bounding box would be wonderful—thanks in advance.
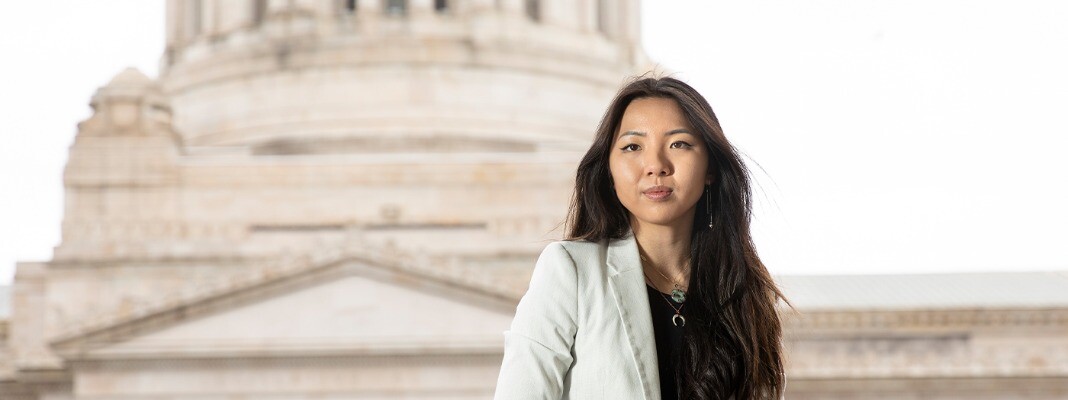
[493,228,668,399]
[493,228,786,400]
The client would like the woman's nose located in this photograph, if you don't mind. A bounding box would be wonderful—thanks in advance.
[644,150,671,176]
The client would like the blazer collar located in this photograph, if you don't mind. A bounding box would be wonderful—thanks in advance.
[607,226,642,275]
[606,227,661,400]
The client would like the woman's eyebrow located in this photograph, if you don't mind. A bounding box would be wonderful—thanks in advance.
[618,128,692,138]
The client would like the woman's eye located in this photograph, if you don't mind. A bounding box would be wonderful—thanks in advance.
[671,141,694,149]
[620,143,640,152]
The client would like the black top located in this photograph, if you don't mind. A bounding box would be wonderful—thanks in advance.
[647,283,686,400]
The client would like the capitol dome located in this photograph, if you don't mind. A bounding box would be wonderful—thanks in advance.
[160,0,648,153]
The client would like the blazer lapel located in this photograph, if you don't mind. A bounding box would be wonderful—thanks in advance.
[606,228,660,400]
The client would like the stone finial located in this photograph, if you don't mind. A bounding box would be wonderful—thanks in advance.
[76,67,176,140]
[65,67,181,187]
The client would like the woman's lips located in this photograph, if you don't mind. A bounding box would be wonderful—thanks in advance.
[643,190,673,201]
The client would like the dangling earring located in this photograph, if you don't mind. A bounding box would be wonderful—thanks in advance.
[705,184,714,229]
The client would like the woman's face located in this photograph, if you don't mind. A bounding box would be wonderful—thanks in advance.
[609,97,712,230]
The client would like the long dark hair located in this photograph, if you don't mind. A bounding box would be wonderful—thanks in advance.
[564,76,788,399]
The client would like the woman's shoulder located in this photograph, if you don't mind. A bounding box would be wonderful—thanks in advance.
[543,237,607,259]
[533,238,612,280]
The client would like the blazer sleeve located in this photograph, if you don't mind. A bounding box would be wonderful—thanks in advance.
[493,242,579,400]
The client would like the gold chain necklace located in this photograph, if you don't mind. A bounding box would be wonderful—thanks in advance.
[638,252,688,303]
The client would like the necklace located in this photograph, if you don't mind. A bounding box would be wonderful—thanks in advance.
[638,252,688,303]
[643,269,686,327]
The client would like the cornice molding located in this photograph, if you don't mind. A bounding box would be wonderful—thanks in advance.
[784,307,1068,331]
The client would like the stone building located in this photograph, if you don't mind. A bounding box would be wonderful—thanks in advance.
[1,1,1066,399]
[777,272,1068,399]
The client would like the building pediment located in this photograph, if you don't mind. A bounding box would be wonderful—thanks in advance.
[51,251,521,361]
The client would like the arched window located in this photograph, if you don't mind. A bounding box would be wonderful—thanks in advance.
[386,0,407,16]
[525,0,540,22]
[252,0,267,26]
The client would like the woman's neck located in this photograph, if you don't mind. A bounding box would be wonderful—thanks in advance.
[631,220,693,284]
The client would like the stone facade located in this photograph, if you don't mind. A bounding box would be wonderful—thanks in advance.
[2,1,1066,399]
[782,306,1068,399]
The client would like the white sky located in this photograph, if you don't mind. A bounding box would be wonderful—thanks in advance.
[1,1,1066,285]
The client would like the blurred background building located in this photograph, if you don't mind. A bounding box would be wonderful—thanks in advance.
[1,1,1066,399]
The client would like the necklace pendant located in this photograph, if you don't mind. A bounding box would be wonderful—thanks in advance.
[673,313,686,327]
[671,288,686,303]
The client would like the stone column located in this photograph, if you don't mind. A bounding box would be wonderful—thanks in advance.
[267,0,288,14]
[217,0,248,38]
[499,0,524,18]
[411,0,433,16]
[613,0,644,69]
[165,0,181,46]
[577,0,596,34]
[184,0,204,40]
[354,0,382,35]
[620,0,640,45]
[163,0,182,69]
[201,0,217,38]
[357,0,382,18]
[543,0,583,30]
[467,0,494,13]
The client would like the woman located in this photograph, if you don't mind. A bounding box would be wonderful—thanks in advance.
[494,76,788,399]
